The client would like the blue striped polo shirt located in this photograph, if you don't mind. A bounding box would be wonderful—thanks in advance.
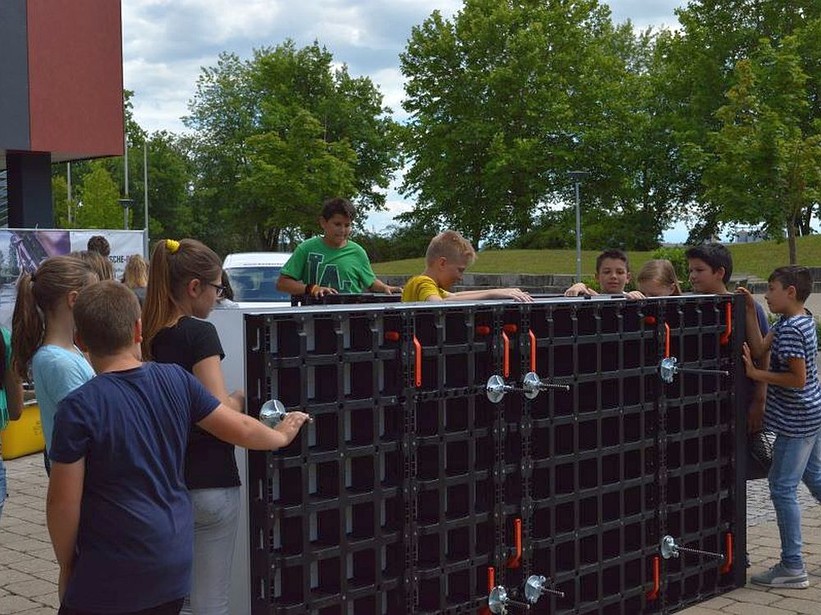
[764,314,821,437]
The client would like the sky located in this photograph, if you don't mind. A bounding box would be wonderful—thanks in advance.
[122,0,688,240]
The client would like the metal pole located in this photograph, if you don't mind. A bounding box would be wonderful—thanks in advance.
[124,132,129,197]
[124,205,129,230]
[143,141,149,257]
[575,181,582,283]
[67,162,72,225]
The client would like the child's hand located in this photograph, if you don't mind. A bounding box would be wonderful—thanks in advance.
[624,290,646,300]
[273,410,311,444]
[735,286,756,311]
[741,342,756,378]
[385,285,403,295]
[311,285,338,298]
[504,288,533,303]
[565,283,596,297]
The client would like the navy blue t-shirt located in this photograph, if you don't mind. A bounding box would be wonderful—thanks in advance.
[50,362,220,613]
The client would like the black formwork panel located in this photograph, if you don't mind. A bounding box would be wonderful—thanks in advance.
[245,307,406,615]
[245,296,746,615]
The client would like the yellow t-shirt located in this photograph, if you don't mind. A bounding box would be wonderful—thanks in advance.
[401,275,449,302]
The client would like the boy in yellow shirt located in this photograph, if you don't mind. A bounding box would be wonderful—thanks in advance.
[401,230,532,302]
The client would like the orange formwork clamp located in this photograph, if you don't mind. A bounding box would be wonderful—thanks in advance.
[506,518,522,569]
[719,532,734,574]
[720,302,732,346]
[480,567,496,615]
[644,316,671,358]
[646,555,660,601]
[501,331,511,378]
[528,329,537,372]
[412,335,422,387]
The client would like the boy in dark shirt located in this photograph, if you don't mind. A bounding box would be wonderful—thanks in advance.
[47,281,308,614]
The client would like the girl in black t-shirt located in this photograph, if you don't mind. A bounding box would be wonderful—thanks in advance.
[142,238,244,615]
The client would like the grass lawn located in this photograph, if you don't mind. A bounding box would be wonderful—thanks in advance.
[372,235,821,279]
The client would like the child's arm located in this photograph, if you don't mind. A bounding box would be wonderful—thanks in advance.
[447,288,533,303]
[197,404,309,450]
[3,368,23,421]
[47,459,85,601]
[736,287,773,359]
[193,356,244,413]
[369,278,402,295]
[742,343,806,388]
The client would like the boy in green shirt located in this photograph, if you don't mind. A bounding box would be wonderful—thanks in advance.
[277,198,400,298]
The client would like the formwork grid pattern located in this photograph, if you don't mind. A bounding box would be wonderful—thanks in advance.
[244,296,746,615]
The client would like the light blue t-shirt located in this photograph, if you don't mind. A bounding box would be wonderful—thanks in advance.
[32,345,95,452]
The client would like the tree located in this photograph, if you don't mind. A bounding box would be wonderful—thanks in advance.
[185,41,401,253]
[399,0,676,248]
[656,1,821,243]
[704,36,821,264]
[75,163,123,229]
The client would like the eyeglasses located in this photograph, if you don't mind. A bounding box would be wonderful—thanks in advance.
[207,282,226,298]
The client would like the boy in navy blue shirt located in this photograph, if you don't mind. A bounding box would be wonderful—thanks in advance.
[47,281,308,614]
[739,266,821,589]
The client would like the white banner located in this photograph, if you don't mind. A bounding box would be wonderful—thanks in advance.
[0,229,148,328]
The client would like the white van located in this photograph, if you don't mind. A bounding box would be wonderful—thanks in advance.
[222,252,292,306]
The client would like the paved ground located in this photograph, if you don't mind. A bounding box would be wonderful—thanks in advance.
[0,454,818,614]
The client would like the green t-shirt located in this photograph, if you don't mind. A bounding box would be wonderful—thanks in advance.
[280,236,376,293]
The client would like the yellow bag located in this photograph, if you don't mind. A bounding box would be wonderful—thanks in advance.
[1,402,45,460]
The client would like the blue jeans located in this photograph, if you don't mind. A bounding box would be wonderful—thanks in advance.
[769,431,821,570]
[180,487,240,615]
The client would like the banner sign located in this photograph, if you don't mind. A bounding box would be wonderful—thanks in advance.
[0,229,147,328]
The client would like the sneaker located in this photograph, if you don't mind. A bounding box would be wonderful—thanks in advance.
[751,563,809,589]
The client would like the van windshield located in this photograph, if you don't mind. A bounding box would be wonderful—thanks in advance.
[224,267,290,302]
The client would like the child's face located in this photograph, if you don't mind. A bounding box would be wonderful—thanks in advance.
[764,280,794,313]
[687,258,725,293]
[596,258,630,294]
[320,214,353,248]
[639,279,675,298]
[438,255,469,290]
[192,274,222,319]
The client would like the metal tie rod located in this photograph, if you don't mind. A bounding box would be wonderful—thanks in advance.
[258,399,314,428]
[486,373,570,404]
[488,586,530,614]
[660,535,726,562]
[659,357,730,384]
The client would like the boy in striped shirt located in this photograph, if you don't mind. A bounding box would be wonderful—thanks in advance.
[739,266,821,589]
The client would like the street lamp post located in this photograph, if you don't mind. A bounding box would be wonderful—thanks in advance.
[118,198,135,230]
[567,171,590,283]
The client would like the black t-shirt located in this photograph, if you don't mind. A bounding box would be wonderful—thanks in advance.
[151,316,240,489]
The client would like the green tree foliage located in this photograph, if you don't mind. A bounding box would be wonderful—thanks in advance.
[657,1,821,244]
[75,163,123,229]
[185,41,401,253]
[399,0,672,248]
[704,35,821,264]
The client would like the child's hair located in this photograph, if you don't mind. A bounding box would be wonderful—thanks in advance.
[122,254,149,289]
[596,249,629,272]
[321,197,356,221]
[425,230,477,266]
[70,249,115,281]
[141,238,222,359]
[685,243,733,283]
[75,280,141,356]
[11,256,97,379]
[769,265,812,303]
[637,259,681,295]
[87,235,111,257]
